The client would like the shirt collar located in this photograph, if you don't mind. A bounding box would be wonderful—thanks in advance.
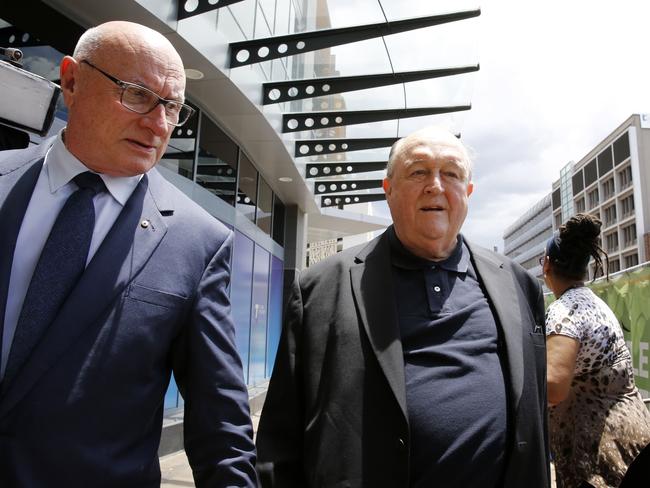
[388,225,470,274]
[44,130,142,206]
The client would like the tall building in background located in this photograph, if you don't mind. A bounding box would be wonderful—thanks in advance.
[505,114,650,281]
[552,114,649,277]
[503,193,553,282]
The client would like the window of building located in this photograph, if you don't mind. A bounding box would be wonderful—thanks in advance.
[613,132,630,165]
[195,115,239,206]
[552,188,561,210]
[574,198,585,213]
[272,196,286,246]
[608,259,620,274]
[554,212,563,229]
[588,187,599,209]
[572,170,584,195]
[620,194,635,218]
[601,177,615,200]
[597,146,613,176]
[618,165,632,189]
[584,159,598,186]
[237,153,259,222]
[624,253,639,269]
[256,177,273,235]
[605,231,618,252]
[603,204,617,227]
[622,223,637,248]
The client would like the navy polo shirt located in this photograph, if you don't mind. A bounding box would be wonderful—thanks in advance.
[389,228,507,488]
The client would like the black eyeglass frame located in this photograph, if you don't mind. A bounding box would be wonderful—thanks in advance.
[80,59,195,127]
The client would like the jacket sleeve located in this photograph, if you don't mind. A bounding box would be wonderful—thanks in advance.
[255,277,308,488]
[174,231,259,487]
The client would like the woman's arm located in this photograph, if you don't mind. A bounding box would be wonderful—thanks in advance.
[546,334,580,406]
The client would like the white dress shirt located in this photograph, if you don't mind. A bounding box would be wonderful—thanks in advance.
[1,131,142,379]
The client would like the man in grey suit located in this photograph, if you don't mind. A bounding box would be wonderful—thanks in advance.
[256,127,550,487]
[0,21,256,487]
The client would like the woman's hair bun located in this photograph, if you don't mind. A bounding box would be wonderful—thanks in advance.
[560,213,601,244]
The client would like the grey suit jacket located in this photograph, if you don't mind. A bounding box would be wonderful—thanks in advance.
[257,229,549,488]
[0,140,257,487]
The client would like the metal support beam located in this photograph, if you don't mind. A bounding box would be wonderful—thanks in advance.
[229,9,480,68]
[296,137,399,157]
[177,0,246,21]
[306,161,387,178]
[321,193,386,208]
[315,179,382,195]
[263,65,479,104]
[283,105,470,133]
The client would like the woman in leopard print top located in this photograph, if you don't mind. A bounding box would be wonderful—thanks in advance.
[541,213,650,488]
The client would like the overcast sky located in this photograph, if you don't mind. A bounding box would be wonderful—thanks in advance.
[321,0,650,250]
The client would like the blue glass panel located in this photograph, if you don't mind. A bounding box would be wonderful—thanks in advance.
[248,245,270,385]
[164,374,179,410]
[266,255,284,377]
[231,231,254,382]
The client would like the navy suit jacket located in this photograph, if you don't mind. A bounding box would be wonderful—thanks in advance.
[0,140,257,487]
[257,230,550,488]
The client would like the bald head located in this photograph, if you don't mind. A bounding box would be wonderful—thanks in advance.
[387,127,472,181]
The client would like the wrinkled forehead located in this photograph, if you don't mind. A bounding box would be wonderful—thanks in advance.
[402,138,470,172]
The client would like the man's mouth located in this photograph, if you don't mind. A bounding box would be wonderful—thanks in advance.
[127,139,155,150]
[420,205,445,212]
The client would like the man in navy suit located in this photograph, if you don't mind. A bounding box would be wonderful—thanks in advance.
[0,21,257,487]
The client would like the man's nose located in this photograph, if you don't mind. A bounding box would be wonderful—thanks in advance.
[424,173,443,193]
[141,103,168,135]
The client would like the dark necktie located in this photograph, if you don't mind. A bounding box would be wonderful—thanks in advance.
[3,172,106,386]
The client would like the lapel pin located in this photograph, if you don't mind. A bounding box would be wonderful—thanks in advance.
[140,219,150,229]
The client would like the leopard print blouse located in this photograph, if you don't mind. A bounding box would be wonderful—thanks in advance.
[546,286,650,488]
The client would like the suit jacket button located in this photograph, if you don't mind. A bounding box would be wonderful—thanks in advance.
[396,437,406,451]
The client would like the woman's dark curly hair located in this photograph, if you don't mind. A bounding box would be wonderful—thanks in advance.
[549,213,609,280]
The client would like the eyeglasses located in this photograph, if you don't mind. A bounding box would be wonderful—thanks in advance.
[80,60,194,127]
[538,256,546,266]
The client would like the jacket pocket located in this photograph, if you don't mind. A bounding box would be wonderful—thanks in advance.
[126,283,189,309]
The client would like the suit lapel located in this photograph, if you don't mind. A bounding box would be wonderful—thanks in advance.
[467,242,524,411]
[0,170,171,418]
[350,234,407,418]
[0,158,45,337]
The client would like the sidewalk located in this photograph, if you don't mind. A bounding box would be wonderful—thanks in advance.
[160,412,261,487]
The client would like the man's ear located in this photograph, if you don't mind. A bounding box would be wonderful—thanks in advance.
[59,56,78,107]
[466,181,474,197]
[383,177,391,196]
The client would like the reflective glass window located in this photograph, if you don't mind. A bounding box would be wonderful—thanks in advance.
[195,116,238,206]
[161,105,198,180]
[272,196,286,246]
[266,255,284,377]
[237,153,259,222]
[249,244,270,385]
[231,231,255,382]
[257,177,273,235]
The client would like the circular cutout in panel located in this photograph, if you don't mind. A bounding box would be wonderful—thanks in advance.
[323,167,331,174]
[8,35,15,43]
[330,184,337,191]
[258,46,270,58]
[322,84,331,92]
[318,184,326,192]
[309,167,319,176]
[244,197,251,204]
[227,169,233,175]
[176,129,183,136]
[305,118,315,128]
[288,87,299,97]
[341,143,349,150]
[296,41,306,50]
[335,198,341,204]
[187,129,193,136]
[335,117,343,124]
[299,145,310,155]
[341,183,347,190]
[306,85,315,95]
[235,49,250,63]
[287,119,299,130]
[329,144,336,151]
[335,166,342,173]
[345,198,351,203]
[22,33,30,42]
[277,43,288,53]
[184,0,199,12]
[315,144,324,152]
[324,198,332,205]
[268,88,281,101]
[208,0,219,4]
[354,197,360,202]
[347,166,353,172]
[320,117,329,125]
[351,183,357,189]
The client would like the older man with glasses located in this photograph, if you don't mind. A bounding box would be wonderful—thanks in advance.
[0,21,257,487]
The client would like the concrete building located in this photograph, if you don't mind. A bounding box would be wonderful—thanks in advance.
[551,114,649,278]
[503,193,553,282]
